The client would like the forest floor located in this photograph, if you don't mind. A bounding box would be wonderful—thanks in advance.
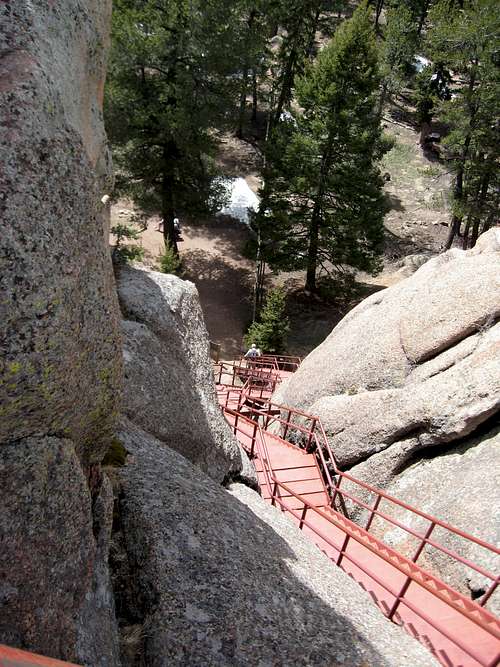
[111,99,452,359]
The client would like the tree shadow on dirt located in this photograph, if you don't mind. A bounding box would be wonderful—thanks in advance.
[182,249,254,358]
[183,217,253,265]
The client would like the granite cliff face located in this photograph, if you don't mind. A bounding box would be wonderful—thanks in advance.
[0,2,456,665]
[0,1,121,664]
[0,0,120,458]
[273,230,500,608]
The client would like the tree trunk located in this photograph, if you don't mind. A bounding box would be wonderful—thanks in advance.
[375,0,384,28]
[236,10,257,139]
[162,143,178,254]
[252,229,266,321]
[419,120,432,146]
[306,124,336,291]
[306,8,321,58]
[444,214,462,250]
[377,82,388,118]
[470,169,491,247]
[236,66,249,139]
[442,72,476,250]
[273,47,297,126]
[305,202,321,292]
[417,0,430,37]
[251,68,258,124]
[462,218,471,249]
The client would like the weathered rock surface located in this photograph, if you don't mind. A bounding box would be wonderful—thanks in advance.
[275,228,500,409]
[0,2,121,663]
[274,229,500,474]
[357,425,500,616]
[0,0,121,459]
[76,475,121,667]
[0,438,119,665]
[115,418,436,666]
[310,322,500,468]
[273,230,500,612]
[118,265,249,483]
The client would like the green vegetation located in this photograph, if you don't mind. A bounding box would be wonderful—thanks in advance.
[254,5,388,292]
[102,438,128,467]
[426,0,499,249]
[104,0,499,307]
[111,223,145,265]
[244,287,290,353]
[157,245,181,275]
[105,0,242,252]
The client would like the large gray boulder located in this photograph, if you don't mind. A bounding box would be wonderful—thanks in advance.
[114,418,436,666]
[0,1,121,663]
[0,0,121,459]
[352,425,500,616]
[273,229,500,479]
[272,231,500,613]
[275,229,500,409]
[117,265,248,483]
[0,437,120,665]
[310,321,499,468]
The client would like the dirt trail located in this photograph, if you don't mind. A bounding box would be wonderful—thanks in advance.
[111,120,453,359]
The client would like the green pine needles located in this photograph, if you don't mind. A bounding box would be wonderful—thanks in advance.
[255,4,389,292]
[244,287,290,354]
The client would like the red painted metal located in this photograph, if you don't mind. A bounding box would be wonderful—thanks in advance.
[216,365,500,667]
[0,645,80,667]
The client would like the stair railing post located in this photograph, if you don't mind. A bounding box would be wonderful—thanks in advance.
[251,421,257,457]
[365,494,382,532]
[306,418,316,451]
[282,410,292,440]
[271,480,278,506]
[336,532,350,568]
[265,404,271,430]
[299,504,308,530]
[330,474,342,510]
[387,521,435,621]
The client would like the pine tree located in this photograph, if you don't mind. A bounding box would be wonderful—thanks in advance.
[244,288,290,353]
[105,0,244,252]
[378,5,418,115]
[255,4,388,292]
[427,0,500,249]
[271,0,333,127]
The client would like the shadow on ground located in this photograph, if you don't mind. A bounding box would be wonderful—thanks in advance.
[182,248,254,359]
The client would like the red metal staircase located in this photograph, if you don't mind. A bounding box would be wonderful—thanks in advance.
[215,357,500,667]
[1,356,498,666]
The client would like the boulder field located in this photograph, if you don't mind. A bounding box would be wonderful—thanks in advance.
[0,0,488,663]
[273,229,500,609]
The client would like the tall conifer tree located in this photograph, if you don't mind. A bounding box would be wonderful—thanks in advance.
[105,0,245,251]
[255,4,388,292]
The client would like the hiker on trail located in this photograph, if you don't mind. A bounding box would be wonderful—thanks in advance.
[244,343,261,359]
[157,217,181,236]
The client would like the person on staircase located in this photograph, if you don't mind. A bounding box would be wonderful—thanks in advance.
[244,343,262,369]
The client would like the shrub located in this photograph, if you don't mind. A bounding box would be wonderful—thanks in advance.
[111,223,145,265]
[244,287,290,354]
[157,245,181,274]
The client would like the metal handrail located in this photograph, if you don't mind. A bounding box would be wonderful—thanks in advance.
[224,405,500,665]
[262,484,500,666]
[217,359,500,665]
[216,364,500,604]
[0,644,80,666]
[246,396,500,590]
